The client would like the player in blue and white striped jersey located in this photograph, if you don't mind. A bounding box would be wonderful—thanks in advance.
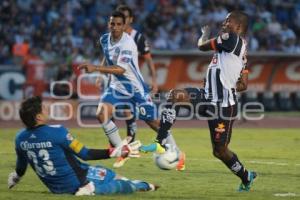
[78,11,184,169]
[116,4,158,145]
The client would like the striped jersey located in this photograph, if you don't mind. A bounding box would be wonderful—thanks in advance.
[205,32,247,107]
[99,32,149,96]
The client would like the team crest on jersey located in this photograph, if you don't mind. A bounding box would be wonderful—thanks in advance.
[120,56,131,63]
[98,169,107,178]
[215,123,226,133]
[221,32,229,40]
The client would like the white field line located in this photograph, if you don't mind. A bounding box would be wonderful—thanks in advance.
[189,158,292,166]
[246,160,288,166]
[274,193,298,197]
[1,152,300,167]
[140,155,300,167]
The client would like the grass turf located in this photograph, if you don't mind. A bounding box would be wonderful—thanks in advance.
[1,128,300,200]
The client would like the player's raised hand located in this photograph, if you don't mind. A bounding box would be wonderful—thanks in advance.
[201,25,211,35]
[198,25,211,48]
[78,63,98,73]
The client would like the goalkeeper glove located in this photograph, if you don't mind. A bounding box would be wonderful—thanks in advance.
[109,139,141,158]
[8,171,21,189]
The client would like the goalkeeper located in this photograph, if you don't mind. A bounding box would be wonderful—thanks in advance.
[8,96,158,195]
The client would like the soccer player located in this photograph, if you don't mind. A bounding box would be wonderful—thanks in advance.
[141,11,256,191]
[7,96,158,195]
[78,11,185,170]
[116,5,158,145]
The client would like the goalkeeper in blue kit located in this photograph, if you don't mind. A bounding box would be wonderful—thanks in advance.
[7,96,158,195]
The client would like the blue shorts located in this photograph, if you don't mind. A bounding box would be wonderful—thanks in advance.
[86,165,151,194]
[86,165,116,184]
[100,87,157,121]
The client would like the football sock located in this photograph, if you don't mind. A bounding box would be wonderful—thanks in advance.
[126,117,137,143]
[156,103,181,144]
[94,180,135,194]
[223,153,249,184]
[165,130,178,150]
[131,180,152,191]
[102,120,122,147]
[156,108,176,144]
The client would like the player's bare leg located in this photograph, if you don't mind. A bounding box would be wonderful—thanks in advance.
[212,140,257,191]
[123,109,137,144]
[97,103,129,168]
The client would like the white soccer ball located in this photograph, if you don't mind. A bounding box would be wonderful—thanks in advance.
[153,145,179,170]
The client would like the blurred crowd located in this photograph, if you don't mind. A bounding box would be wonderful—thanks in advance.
[1,0,300,97]
[1,0,300,65]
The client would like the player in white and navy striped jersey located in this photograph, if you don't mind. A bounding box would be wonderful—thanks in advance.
[203,28,248,107]
[141,11,256,190]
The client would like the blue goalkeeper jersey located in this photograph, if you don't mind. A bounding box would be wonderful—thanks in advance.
[15,124,91,194]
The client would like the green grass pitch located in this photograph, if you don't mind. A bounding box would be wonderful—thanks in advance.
[1,128,300,200]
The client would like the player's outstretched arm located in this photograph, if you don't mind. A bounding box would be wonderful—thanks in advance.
[78,63,125,75]
[8,149,28,189]
[63,133,132,161]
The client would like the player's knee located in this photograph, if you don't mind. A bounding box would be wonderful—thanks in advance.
[97,111,112,124]
[212,149,221,159]
[96,103,113,123]
[96,114,104,123]
[212,146,227,160]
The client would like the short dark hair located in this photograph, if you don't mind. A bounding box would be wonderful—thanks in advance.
[110,11,126,24]
[230,11,249,35]
[19,96,42,129]
[116,5,133,17]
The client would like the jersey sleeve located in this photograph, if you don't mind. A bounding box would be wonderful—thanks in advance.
[57,126,89,156]
[58,126,110,160]
[136,34,151,55]
[215,32,238,53]
[15,135,28,176]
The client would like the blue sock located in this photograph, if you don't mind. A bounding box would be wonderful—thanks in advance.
[131,180,150,191]
[94,180,136,195]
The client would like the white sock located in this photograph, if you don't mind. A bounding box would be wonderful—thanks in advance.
[103,120,122,147]
[166,130,179,150]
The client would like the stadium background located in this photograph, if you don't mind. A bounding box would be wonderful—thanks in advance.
[1,1,300,199]
[0,0,300,127]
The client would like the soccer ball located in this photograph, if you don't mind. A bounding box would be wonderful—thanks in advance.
[153,145,179,170]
